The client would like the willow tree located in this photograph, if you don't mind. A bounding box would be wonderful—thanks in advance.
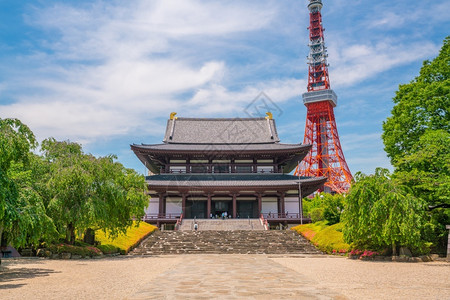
[342,168,426,255]
[41,138,148,244]
[0,119,53,263]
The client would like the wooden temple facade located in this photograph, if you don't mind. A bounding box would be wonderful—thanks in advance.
[131,113,326,226]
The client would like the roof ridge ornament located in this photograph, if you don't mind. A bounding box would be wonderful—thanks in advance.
[266,112,274,139]
[170,112,178,120]
[169,112,177,140]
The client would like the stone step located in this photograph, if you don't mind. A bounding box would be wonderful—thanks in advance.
[178,219,265,231]
[131,230,322,255]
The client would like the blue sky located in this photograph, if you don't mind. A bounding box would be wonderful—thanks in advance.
[0,0,448,175]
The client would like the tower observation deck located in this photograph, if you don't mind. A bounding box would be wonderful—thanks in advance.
[294,0,353,194]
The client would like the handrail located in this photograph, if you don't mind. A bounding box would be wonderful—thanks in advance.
[260,214,269,231]
[175,214,183,231]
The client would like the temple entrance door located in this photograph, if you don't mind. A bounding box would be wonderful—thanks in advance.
[185,200,206,219]
[211,200,231,218]
[237,201,258,218]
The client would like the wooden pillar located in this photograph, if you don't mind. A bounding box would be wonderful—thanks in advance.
[280,192,285,217]
[207,194,212,218]
[232,194,237,218]
[158,193,164,217]
[277,196,281,216]
[257,193,262,216]
[182,193,187,218]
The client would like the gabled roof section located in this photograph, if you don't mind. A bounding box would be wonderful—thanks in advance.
[163,117,280,144]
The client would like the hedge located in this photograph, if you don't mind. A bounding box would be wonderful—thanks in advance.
[95,221,158,254]
[292,221,350,254]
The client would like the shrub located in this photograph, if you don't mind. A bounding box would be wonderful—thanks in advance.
[48,243,102,257]
[97,244,120,255]
[310,208,324,223]
[292,221,350,254]
[95,221,157,254]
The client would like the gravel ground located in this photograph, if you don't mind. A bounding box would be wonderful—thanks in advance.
[0,255,448,299]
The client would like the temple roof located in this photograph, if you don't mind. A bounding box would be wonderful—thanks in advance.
[163,117,280,144]
[132,143,309,152]
[146,174,327,196]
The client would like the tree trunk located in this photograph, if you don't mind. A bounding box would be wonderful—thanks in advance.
[0,227,3,265]
[83,228,95,245]
[392,243,397,256]
[66,223,75,244]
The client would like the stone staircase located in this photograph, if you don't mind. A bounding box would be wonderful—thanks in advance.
[131,230,322,255]
[178,219,265,231]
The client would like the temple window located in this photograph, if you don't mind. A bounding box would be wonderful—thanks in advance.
[213,165,230,173]
[257,166,274,173]
[169,166,186,173]
[235,165,253,173]
[191,165,208,173]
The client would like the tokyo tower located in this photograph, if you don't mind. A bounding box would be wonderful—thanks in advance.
[294,0,353,194]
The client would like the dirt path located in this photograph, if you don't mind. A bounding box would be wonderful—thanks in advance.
[0,255,448,299]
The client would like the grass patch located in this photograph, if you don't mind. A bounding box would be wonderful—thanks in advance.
[95,221,158,254]
[292,221,350,254]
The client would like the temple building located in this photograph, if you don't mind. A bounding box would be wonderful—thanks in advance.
[131,112,326,226]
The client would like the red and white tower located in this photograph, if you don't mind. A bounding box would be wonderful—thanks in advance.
[294,0,353,194]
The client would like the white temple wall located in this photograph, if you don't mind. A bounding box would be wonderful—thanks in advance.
[146,198,159,215]
[284,197,300,214]
[166,197,182,215]
[261,197,278,214]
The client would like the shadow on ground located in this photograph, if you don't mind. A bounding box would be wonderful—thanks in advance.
[0,266,59,289]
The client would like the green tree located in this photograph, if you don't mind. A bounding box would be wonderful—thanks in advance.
[342,168,426,255]
[382,36,449,165]
[394,130,450,250]
[304,193,344,225]
[0,118,52,263]
[382,37,449,251]
[41,138,148,244]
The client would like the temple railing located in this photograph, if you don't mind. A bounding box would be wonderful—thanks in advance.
[142,213,181,221]
[262,213,309,220]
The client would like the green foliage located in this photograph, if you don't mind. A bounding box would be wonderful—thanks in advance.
[48,243,102,257]
[341,168,426,254]
[40,138,148,244]
[0,118,53,253]
[292,221,350,254]
[382,36,449,165]
[382,37,450,252]
[309,207,324,223]
[304,193,344,225]
[96,244,120,255]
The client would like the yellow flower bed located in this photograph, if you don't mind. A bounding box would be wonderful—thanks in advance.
[96,221,158,254]
[292,221,350,254]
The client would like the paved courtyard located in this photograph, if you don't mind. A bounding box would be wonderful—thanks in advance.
[0,255,449,299]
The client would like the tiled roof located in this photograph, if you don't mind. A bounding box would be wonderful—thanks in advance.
[163,117,280,144]
[132,143,309,152]
[146,174,326,187]
[146,174,327,196]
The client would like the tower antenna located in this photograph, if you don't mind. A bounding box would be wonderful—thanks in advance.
[294,0,353,194]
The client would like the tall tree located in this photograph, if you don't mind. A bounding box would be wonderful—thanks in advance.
[0,119,52,263]
[342,168,426,255]
[382,37,449,251]
[41,138,148,244]
[382,37,449,165]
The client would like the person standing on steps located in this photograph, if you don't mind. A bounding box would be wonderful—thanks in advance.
[194,222,198,231]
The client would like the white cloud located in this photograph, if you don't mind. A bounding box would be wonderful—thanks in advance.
[328,39,439,87]
[1,0,278,143]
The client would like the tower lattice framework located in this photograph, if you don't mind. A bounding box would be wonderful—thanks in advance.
[294,0,352,194]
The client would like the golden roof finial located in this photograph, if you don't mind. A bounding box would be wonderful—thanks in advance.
[170,112,178,120]
[265,112,273,120]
